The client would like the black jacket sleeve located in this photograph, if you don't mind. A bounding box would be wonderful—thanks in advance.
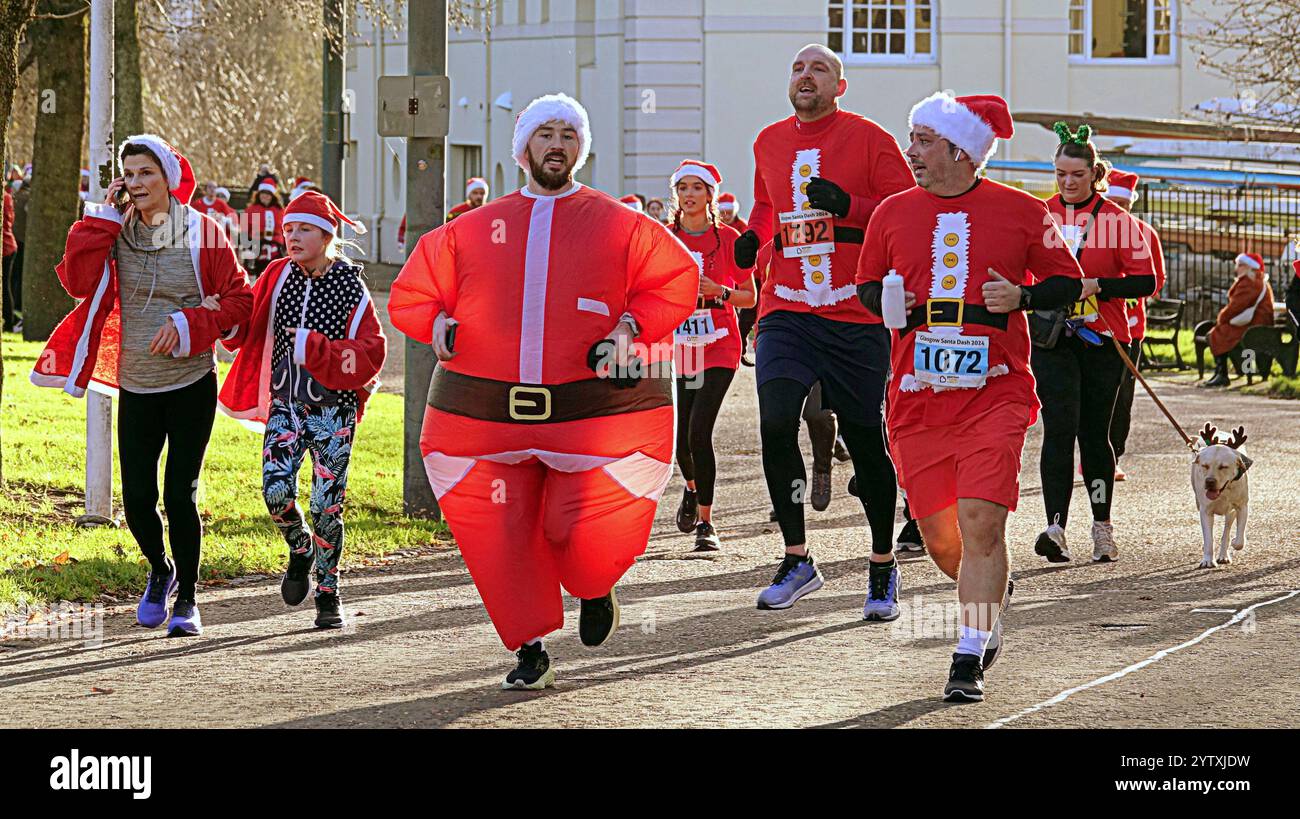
[1096,273,1156,300]
[1022,276,1083,310]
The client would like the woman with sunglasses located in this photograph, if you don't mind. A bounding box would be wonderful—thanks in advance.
[1033,124,1156,564]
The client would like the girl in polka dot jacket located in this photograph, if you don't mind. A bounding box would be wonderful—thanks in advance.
[214,191,387,629]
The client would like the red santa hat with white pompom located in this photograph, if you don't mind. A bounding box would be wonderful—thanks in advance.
[908,92,1014,170]
[619,194,643,212]
[669,160,722,198]
[282,190,366,236]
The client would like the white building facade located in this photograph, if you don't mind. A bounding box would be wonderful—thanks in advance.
[346,0,1238,264]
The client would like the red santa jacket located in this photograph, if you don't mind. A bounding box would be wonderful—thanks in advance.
[1208,268,1275,356]
[218,256,386,429]
[1127,216,1165,339]
[30,199,252,397]
[2,190,15,256]
[242,203,285,260]
[749,108,915,323]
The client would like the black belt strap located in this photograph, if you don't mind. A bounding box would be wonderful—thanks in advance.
[772,226,864,251]
[901,299,1009,336]
[427,366,673,425]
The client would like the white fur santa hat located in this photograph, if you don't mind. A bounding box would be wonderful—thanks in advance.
[908,92,1014,170]
[466,177,489,196]
[117,134,196,202]
[619,194,643,212]
[283,190,366,236]
[1235,252,1263,271]
[717,192,740,213]
[512,92,592,175]
[669,160,722,197]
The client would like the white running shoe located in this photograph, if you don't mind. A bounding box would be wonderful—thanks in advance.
[1091,520,1119,562]
[1034,517,1071,563]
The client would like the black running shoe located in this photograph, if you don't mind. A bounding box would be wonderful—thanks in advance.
[896,518,925,553]
[676,487,699,533]
[694,521,721,552]
[943,653,985,702]
[280,549,313,606]
[502,642,555,690]
[847,475,858,498]
[579,588,620,647]
[810,467,832,511]
[1034,522,1071,563]
[314,592,345,629]
[769,508,779,522]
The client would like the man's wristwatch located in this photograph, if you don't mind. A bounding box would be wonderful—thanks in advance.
[1017,286,1032,311]
[618,312,640,337]
[721,287,732,302]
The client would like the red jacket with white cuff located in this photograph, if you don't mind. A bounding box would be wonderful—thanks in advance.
[30,199,252,397]
[218,256,387,429]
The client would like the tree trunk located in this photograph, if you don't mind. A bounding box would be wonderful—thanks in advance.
[0,0,39,483]
[114,0,143,139]
[21,0,85,341]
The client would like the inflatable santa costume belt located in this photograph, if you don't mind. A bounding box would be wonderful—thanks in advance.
[772,226,864,251]
[427,366,673,424]
[902,299,1009,336]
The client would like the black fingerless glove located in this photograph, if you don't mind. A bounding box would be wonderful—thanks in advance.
[733,229,759,269]
[806,177,851,218]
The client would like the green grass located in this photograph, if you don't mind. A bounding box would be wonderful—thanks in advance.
[0,333,450,615]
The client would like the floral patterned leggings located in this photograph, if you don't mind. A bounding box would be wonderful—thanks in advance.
[262,398,356,596]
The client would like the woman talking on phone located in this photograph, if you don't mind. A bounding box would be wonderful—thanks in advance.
[31,135,252,636]
[1032,124,1155,565]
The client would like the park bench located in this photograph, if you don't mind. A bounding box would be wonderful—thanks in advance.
[1194,303,1297,384]
[1140,297,1186,371]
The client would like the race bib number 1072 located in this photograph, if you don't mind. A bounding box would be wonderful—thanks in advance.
[913,331,990,389]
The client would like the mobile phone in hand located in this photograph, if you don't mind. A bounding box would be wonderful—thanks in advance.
[114,185,131,210]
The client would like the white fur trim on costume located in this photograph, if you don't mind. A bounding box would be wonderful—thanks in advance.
[293,328,310,365]
[909,92,997,168]
[118,134,181,189]
[717,200,738,212]
[1108,186,1135,200]
[603,451,673,501]
[258,182,277,193]
[512,93,592,175]
[466,178,489,195]
[1235,253,1262,270]
[670,165,718,191]
[283,212,337,235]
[65,263,112,396]
[82,200,124,224]
[422,452,478,498]
[170,311,192,358]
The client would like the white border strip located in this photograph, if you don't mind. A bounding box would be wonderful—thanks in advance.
[986,588,1300,729]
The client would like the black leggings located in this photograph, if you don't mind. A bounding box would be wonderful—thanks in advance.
[675,367,736,507]
[118,371,217,601]
[1032,336,1125,527]
[758,378,895,552]
[1110,338,1142,460]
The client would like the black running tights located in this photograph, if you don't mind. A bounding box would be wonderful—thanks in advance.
[675,367,737,507]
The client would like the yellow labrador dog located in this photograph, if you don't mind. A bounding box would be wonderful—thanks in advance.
[1192,424,1251,569]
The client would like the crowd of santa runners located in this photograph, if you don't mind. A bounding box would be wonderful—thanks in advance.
[26,40,1300,705]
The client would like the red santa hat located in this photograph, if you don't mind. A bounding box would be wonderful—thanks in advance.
[512,92,592,175]
[908,92,1014,169]
[670,160,722,194]
[117,134,196,202]
[1235,252,1264,271]
[1107,169,1141,201]
[619,194,644,212]
[215,186,231,200]
[466,177,489,196]
[282,190,366,236]
[257,182,278,194]
[717,191,739,212]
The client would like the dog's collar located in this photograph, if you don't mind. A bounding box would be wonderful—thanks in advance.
[1228,464,1246,485]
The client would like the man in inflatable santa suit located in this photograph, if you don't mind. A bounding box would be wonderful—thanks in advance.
[388,93,698,690]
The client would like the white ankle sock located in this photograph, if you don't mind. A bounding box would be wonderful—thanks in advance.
[956,625,992,658]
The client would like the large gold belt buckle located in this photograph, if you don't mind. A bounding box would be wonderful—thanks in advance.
[508,386,552,421]
[927,298,964,328]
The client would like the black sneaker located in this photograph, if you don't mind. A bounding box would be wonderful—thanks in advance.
[579,588,620,647]
[943,653,985,702]
[1034,522,1071,563]
[983,579,1014,670]
[280,549,313,606]
[676,487,699,533]
[896,518,925,553]
[314,592,345,629]
[769,508,779,522]
[502,642,555,690]
[694,521,721,552]
[847,475,858,497]
[810,467,832,511]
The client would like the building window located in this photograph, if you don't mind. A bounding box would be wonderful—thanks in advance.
[1069,0,1175,62]
[828,0,936,63]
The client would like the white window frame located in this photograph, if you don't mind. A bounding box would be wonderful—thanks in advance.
[1068,0,1177,65]
[829,0,938,66]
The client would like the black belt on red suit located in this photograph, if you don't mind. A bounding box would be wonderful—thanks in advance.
[427,366,674,424]
[901,299,1009,337]
[772,226,864,251]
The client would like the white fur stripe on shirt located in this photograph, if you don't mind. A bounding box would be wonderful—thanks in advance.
[519,196,556,384]
[928,211,971,337]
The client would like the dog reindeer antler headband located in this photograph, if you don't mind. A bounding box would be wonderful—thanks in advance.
[1053,121,1093,145]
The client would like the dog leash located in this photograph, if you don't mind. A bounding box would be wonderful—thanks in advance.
[1091,307,1198,452]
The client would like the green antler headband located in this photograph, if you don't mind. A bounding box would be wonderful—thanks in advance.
[1053,121,1093,145]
